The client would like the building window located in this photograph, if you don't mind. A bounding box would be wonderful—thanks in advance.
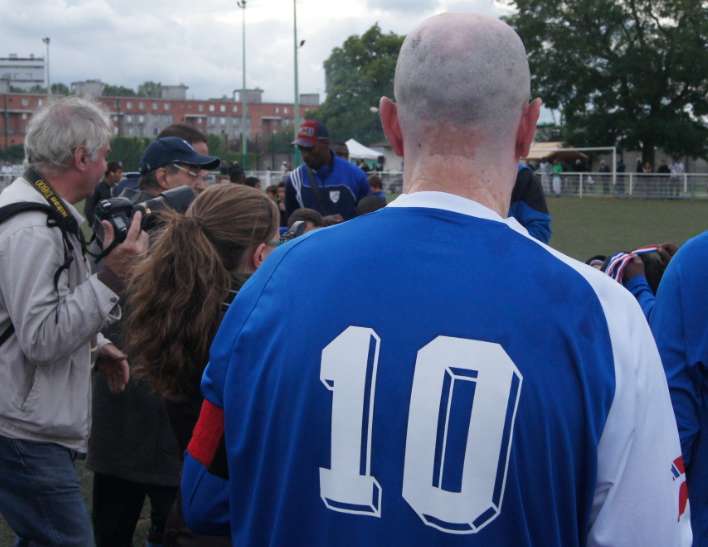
[21,98,29,107]
[152,102,158,110]
[220,105,225,112]
[209,104,215,112]
[232,105,238,113]
[138,115,144,123]
[275,107,280,114]
[138,101,145,110]
[126,115,133,122]
[198,104,204,112]
[38,99,43,107]
[220,117,226,125]
[127,101,133,109]
[21,113,28,120]
[164,103,170,110]
[284,107,289,114]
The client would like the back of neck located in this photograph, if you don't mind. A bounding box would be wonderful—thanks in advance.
[402,156,516,217]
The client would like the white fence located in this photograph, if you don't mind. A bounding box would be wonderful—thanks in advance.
[3,168,708,200]
[247,170,708,200]
[537,171,708,199]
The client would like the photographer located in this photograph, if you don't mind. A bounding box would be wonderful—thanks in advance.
[119,136,220,203]
[0,97,147,546]
[87,136,219,547]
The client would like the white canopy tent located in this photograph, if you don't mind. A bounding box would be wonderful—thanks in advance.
[345,138,381,160]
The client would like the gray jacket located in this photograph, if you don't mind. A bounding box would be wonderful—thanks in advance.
[0,177,120,452]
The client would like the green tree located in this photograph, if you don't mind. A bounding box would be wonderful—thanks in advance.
[311,24,404,145]
[137,81,162,98]
[50,83,70,95]
[102,84,136,97]
[0,144,24,162]
[506,0,708,164]
[109,136,151,171]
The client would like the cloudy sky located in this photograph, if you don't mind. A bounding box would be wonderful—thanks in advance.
[1,0,512,103]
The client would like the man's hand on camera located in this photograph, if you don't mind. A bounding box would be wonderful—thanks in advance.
[96,343,130,393]
[100,211,148,280]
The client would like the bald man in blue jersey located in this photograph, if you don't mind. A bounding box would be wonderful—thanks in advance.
[183,13,690,547]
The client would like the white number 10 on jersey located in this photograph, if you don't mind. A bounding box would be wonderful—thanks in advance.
[319,326,523,535]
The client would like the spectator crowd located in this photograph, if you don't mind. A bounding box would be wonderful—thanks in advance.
[0,12,705,547]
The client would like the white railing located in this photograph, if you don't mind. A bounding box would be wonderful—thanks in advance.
[0,166,22,193]
[3,168,707,200]
[539,172,708,199]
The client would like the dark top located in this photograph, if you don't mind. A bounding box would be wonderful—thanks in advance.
[84,179,114,228]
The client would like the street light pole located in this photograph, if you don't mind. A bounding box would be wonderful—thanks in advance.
[42,37,50,96]
[293,0,300,166]
[237,1,248,169]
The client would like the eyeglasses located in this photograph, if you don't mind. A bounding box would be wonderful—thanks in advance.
[172,163,205,179]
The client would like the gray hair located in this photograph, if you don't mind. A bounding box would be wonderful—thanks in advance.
[24,96,112,172]
[394,14,531,136]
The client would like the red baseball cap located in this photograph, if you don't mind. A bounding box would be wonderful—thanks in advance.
[292,120,330,148]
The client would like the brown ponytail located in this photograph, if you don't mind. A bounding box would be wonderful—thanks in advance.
[125,184,279,399]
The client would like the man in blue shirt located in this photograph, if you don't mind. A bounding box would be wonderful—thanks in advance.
[285,120,369,221]
[651,232,708,545]
[183,13,689,547]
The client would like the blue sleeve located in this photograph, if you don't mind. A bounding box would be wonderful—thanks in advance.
[355,167,370,201]
[181,453,231,536]
[650,248,703,469]
[623,275,656,322]
[509,201,552,244]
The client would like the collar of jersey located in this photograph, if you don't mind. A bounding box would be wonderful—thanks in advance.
[387,191,507,222]
[387,191,529,236]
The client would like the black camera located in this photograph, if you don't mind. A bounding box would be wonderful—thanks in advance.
[93,186,196,248]
[280,220,309,243]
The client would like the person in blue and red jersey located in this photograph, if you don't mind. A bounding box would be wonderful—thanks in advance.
[285,120,369,221]
[183,13,690,547]
[651,231,708,545]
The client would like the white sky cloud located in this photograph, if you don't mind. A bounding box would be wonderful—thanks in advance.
[0,0,509,102]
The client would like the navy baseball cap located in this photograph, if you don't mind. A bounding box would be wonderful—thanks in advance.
[292,120,329,148]
[139,137,221,174]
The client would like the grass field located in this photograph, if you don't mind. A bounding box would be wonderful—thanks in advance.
[1,196,707,546]
[548,197,708,260]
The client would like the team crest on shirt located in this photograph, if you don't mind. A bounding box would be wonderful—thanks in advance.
[329,190,341,203]
[672,456,689,520]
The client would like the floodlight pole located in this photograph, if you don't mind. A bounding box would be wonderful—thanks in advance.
[237,1,248,168]
[293,0,300,166]
[42,37,51,96]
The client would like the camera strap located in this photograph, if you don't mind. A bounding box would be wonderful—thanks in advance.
[0,171,86,348]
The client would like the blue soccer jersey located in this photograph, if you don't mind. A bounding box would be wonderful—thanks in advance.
[184,191,688,547]
[651,231,708,544]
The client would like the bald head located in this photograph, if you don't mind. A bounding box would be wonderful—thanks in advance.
[394,14,531,138]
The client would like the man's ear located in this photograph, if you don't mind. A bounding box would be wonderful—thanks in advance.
[515,98,542,159]
[155,168,171,190]
[380,97,404,157]
[73,146,89,172]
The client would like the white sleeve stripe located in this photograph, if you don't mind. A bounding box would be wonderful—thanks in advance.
[501,218,690,547]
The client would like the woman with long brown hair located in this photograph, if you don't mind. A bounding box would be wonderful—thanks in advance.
[125,183,279,545]
[127,182,278,444]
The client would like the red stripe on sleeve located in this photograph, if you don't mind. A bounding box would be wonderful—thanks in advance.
[187,400,225,468]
